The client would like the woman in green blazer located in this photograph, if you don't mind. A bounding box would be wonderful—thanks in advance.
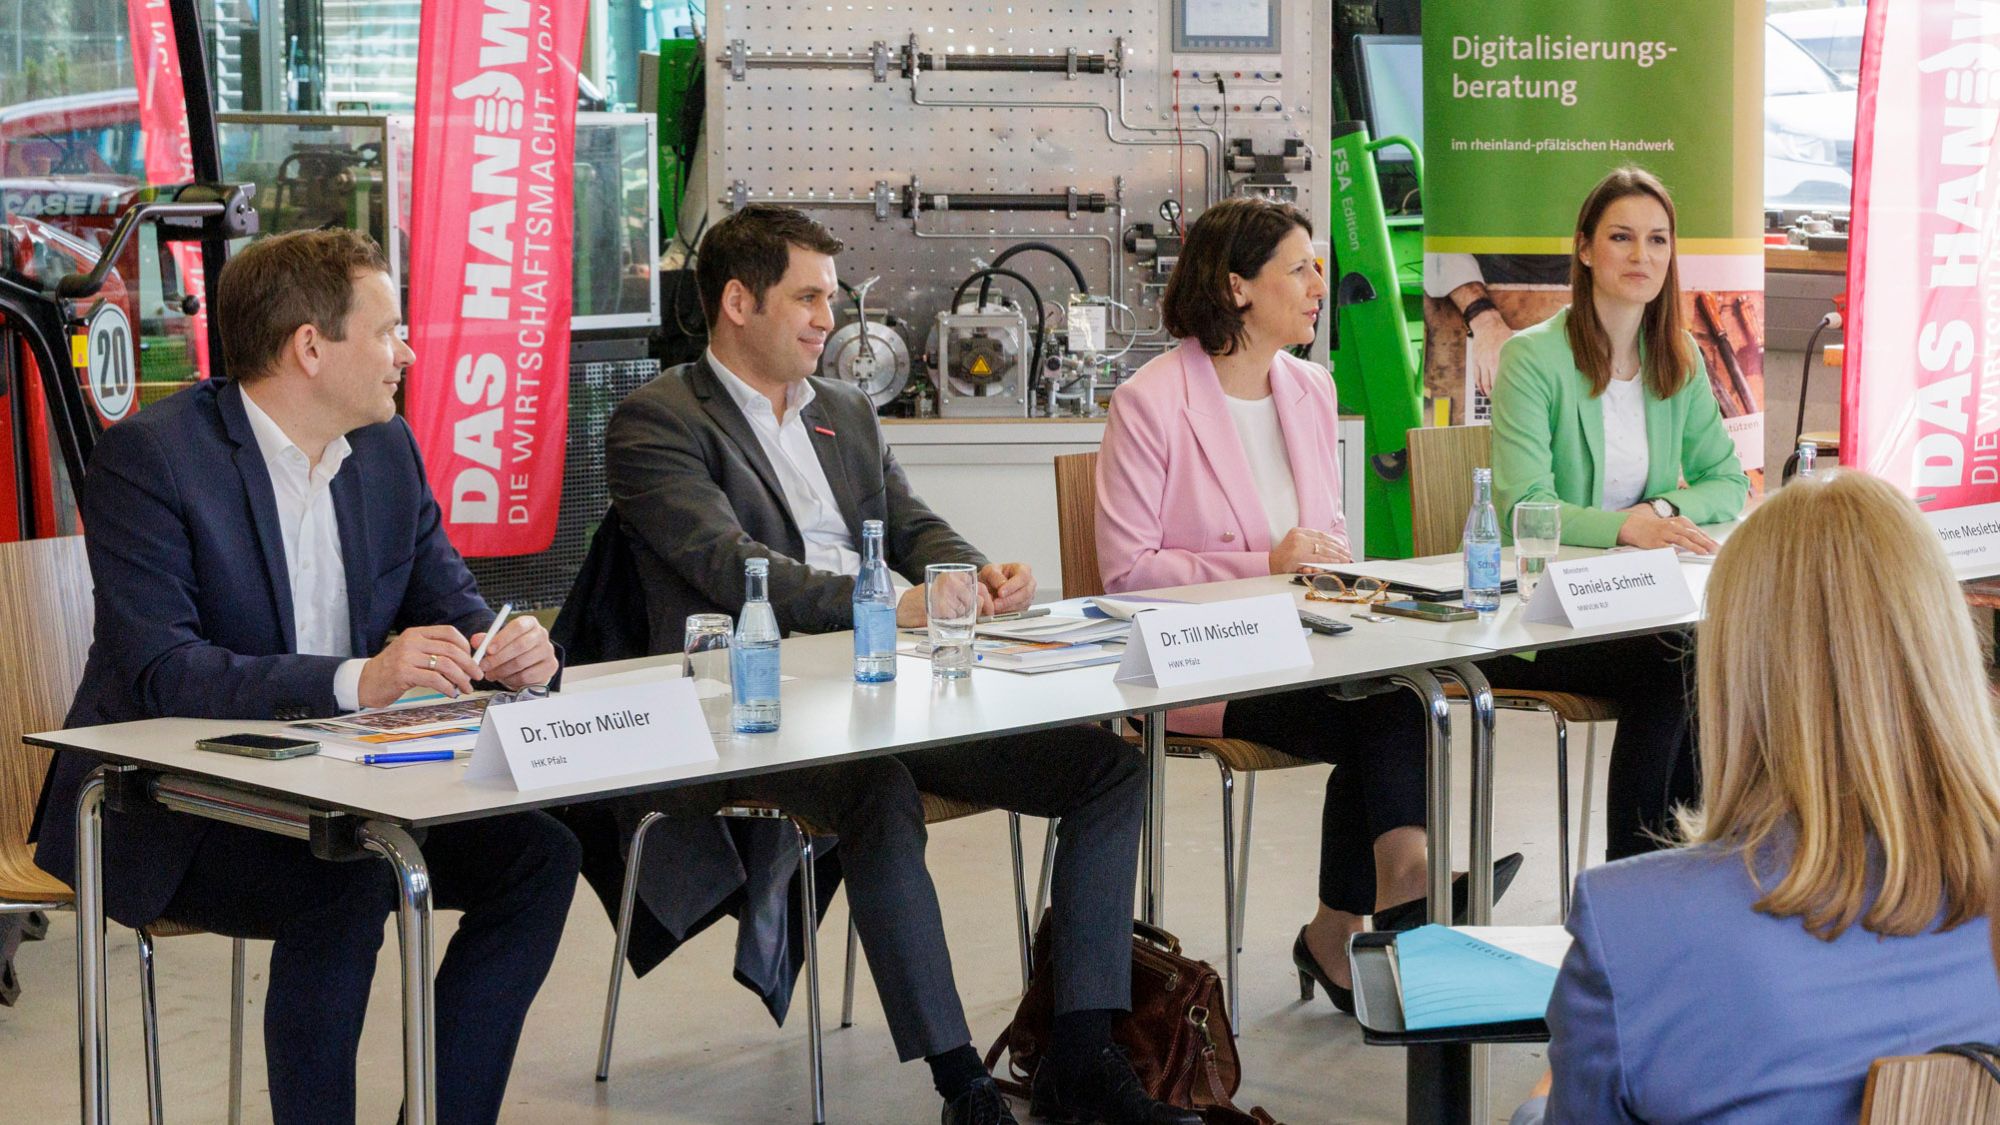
[1490,233,1748,545]
[1483,167,1747,862]
[1491,306,1748,547]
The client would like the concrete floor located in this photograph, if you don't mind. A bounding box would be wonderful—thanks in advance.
[3,707,1600,1124]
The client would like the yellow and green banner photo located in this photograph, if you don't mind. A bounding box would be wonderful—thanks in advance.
[1421,0,1768,489]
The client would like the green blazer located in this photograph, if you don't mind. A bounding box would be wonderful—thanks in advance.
[1490,307,1749,548]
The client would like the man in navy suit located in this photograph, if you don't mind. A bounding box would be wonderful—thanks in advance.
[32,229,579,1124]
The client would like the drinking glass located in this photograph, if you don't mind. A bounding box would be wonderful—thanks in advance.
[682,613,734,736]
[925,563,979,680]
[1512,502,1562,603]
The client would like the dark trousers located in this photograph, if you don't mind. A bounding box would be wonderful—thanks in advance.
[899,725,1144,1019]
[1221,687,1430,915]
[675,725,1144,1061]
[1477,631,1698,862]
[159,811,580,1125]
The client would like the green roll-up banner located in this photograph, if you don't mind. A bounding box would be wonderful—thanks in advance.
[1421,0,1768,490]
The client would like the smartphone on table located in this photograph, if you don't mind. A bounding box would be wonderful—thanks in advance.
[195,733,320,760]
[1373,600,1478,623]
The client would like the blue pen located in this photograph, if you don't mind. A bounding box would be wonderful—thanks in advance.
[358,750,466,765]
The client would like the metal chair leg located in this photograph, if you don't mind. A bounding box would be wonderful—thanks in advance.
[797,828,827,1125]
[1553,716,1573,922]
[1216,761,1239,1030]
[229,937,247,1125]
[1234,773,1256,954]
[353,822,437,1125]
[136,928,165,1125]
[840,911,860,1029]
[76,768,111,1125]
[1577,726,1600,877]
[1034,817,1058,921]
[597,811,664,1081]
[1008,812,1033,988]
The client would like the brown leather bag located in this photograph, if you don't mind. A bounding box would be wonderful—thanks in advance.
[983,916,1285,1125]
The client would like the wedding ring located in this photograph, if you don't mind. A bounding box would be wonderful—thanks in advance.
[427,654,438,670]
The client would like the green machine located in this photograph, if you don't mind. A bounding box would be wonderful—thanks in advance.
[655,36,702,244]
[1325,121,1425,558]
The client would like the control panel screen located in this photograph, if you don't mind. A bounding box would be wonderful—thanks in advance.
[1175,0,1280,53]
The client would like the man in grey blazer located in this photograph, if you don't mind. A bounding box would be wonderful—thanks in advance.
[600,205,1194,1125]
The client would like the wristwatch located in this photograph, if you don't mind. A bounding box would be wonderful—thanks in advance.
[1649,498,1678,518]
[1461,296,1499,332]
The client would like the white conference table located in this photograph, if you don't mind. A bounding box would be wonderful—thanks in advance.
[37,604,1505,1125]
[43,497,2000,1124]
[45,516,1831,1125]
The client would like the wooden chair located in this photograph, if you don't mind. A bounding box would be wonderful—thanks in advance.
[1407,424,1618,919]
[1054,451,1312,1024]
[1860,1049,2000,1123]
[596,796,1033,1124]
[0,536,246,1124]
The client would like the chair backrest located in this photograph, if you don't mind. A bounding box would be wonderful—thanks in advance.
[1859,1052,2000,1123]
[1052,452,1106,599]
[0,537,92,860]
[1406,424,1495,557]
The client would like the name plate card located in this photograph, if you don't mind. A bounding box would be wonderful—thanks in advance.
[1523,548,1695,629]
[465,678,715,792]
[1927,501,2000,580]
[1114,593,1312,688]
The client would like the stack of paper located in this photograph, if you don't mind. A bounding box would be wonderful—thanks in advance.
[1307,557,1516,598]
[896,637,1122,673]
[976,640,1114,670]
[1032,594,1187,620]
[976,614,1131,645]
[1086,594,1189,620]
[1393,924,1565,1030]
[292,695,491,762]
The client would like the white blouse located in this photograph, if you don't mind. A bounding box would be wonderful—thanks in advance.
[1222,393,1300,546]
[1599,375,1651,512]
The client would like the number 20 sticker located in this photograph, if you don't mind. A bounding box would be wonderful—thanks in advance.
[85,303,137,423]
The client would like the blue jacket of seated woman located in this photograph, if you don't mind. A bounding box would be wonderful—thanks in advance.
[1526,838,2000,1124]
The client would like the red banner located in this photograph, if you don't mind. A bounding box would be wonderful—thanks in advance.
[406,0,586,556]
[125,0,210,377]
[1842,0,2000,510]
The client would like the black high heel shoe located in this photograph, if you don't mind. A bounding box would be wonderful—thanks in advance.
[1292,927,1355,1015]
[1371,852,1525,933]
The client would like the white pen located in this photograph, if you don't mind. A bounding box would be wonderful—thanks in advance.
[469,603,514,671]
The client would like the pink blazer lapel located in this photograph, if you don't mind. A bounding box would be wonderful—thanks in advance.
[1270,354,1338,534]
[1177,342,1272,552]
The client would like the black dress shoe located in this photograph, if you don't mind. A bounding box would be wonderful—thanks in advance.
[1029,1044,1201,1125]
[943,1076,1020,1125]
[1371,852,1525,933]
[1291,926,1355,1014]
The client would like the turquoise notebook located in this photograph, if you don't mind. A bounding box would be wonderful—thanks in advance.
[1395,924,1561,1031]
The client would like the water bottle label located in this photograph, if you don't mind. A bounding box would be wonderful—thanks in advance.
[1466,544,1502,590]
[733,646,780,702]
[853,603,897,656]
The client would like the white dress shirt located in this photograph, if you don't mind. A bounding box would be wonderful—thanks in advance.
[1599,375,1651,513]
[708,350,862,577]
[239,389,367,710]
[1222,392,1301,546]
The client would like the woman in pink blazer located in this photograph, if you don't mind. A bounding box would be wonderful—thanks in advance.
[1097,199,1518,1012]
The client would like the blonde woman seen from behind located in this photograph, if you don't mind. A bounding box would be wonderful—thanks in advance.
[1514,471,2000,1124]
